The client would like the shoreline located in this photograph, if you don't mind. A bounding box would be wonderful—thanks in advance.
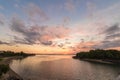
[0,56,24,80]
[73,56,120,64]
[80,59,115,64]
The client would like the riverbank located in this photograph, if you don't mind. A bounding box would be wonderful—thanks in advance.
[80,58,118,64]
[73,56,120,64]
[0,56,24,80]
[73,49,120,64]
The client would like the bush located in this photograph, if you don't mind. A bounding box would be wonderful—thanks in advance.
[0,64,9,76]
[75,49,120,60]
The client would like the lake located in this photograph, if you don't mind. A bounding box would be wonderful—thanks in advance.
[10,55,120,80]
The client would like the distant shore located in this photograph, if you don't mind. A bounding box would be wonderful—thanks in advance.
[73,49,120,64]
[80,58,120,64]
[73,56,120,64]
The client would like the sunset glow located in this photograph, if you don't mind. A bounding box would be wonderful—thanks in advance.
[0,0,120,54]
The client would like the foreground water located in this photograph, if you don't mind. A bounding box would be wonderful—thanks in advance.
[10,55,120,80]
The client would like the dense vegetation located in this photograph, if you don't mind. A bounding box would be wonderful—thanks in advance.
[0,51,35,57]
[0,64,9,77]
[74,49,120,60]
[0,58,3,61]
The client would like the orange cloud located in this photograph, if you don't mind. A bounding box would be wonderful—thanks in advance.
[70,41,100,53]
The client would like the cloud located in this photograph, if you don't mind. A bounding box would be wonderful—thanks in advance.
[11,16,42,45]
[106,33,120,39]
[11,16,26,34]
[103,24,120,35]
[10,16,70,46]
[41,41,53,46]
[58,43,64,48]
[104,24,120,40]
[0,40,10,45]
[24,3,49,23]
[62,0,120,51]
[66,40,99,53]
[103,24,120,41]
[70,23,120,52]
[95,39,120,49]
[94,24,120,49]
[13,36,31,45]
[2,0,120,53]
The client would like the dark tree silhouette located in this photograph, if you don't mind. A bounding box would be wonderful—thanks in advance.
[0,51,35,57]
[73,49,120,60]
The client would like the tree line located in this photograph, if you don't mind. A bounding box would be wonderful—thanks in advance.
[74,49,120,60]
[0,51,35,57]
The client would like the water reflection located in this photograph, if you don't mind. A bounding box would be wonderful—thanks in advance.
[10,55,120,80]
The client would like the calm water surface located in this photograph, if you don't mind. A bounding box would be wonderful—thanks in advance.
[10,55,120,80]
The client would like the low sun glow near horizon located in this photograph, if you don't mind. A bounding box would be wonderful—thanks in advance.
[0,0,120,54]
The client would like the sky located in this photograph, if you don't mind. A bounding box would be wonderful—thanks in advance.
[0,0,120,54]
